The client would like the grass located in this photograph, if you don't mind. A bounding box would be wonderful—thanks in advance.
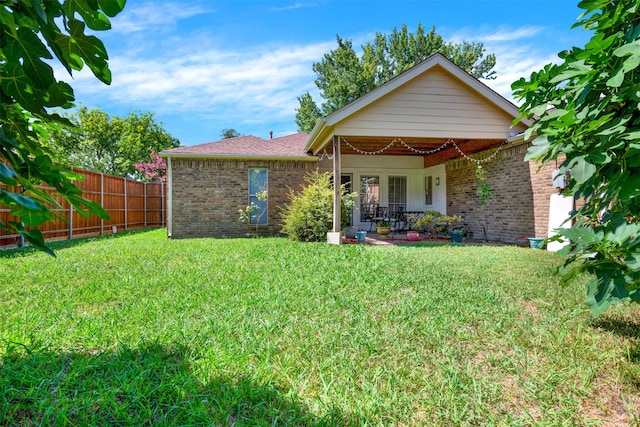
[1,228,639,425]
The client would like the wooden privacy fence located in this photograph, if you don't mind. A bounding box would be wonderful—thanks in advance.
[0,168,166,248]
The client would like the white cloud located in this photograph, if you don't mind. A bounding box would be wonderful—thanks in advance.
[62,20,583,144]
[67,35,333,133]
[111,2,212,33]
[448,25,564,102]
[477,26,545,42]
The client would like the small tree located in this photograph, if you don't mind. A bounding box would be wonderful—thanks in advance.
[512,0,640,313]
[1,1,126,254]
[281,171,356,242]
[133,151,167,182]
[238,190,268,237]
[472,165,494,240]
[221,129,241,139]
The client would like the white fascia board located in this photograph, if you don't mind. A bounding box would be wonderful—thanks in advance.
[159,153,318,162]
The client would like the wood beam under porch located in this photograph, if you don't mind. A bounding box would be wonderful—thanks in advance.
[321,136,506,167]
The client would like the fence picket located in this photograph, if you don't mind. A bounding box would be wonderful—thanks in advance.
[0,167,166,248]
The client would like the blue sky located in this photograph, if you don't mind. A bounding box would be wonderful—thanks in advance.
[65,0,592,146]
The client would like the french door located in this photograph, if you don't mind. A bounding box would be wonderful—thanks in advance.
[388,176,406,215]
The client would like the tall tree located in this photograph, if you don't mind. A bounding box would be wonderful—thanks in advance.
[44,108,180,179]
[512,0,640,314]
[221,128,241,139]
[1,0,125,254]
[295,92,322,133]
[296,23,497,130]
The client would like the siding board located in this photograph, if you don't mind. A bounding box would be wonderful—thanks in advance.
[335,66,523,139]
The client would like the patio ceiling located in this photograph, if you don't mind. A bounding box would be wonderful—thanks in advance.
[323,135,506,167]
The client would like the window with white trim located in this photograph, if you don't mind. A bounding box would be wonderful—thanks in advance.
[425,176,433,205]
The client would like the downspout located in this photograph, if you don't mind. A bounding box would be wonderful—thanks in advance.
[166,155,173,238]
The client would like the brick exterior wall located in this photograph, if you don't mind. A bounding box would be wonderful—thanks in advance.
[446,142,562,242]
[170,159,315,238]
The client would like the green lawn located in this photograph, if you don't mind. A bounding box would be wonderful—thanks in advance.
[1,229,639,425]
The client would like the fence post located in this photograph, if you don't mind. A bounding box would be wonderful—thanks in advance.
[100,173,104,235]
[124,176,128,230]
[144,182,147,228]
[161,182,165,227]
[69,203,73,240]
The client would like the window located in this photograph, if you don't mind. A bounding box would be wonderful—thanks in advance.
[359,175,379,222]
[249,168,268,225]
[388,176,406,215]
[425,176,433,205]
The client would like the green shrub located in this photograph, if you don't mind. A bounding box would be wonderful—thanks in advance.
[413,210,462,235]
[281,171,356,242]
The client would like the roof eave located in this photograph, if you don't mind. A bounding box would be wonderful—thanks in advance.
[303,117,334,154]
[159,152,318,162]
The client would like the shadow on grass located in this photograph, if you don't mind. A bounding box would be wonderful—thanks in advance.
[589,317,640,340]
[0,343,352,426]
[0,228,160,259]
[589,316,640,388]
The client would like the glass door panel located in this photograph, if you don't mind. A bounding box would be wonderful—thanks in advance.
[388,176,406,215]
[359,175,379,222]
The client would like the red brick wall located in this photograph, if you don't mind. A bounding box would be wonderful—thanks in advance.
[446,142,560,242]
[170,159,315,238]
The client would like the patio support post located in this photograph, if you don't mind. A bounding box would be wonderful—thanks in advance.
[327,135,342,244]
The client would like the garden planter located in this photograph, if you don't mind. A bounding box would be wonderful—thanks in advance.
[356,230,367,243]
[515,236,530,247]
[407,231,420,241]
[376,226,391,239]
[528,237,545,249]
[450,231,463,243]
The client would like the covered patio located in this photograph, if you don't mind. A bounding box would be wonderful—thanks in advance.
[303,53,530,243]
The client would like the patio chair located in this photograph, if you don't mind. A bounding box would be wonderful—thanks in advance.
[370,206,388,231]
[391,206,406,232]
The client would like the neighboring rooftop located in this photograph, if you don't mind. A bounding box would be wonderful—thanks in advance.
[160,133,314,160]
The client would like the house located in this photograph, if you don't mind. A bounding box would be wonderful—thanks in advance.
[160,133,316,238]
[161,53,565,243]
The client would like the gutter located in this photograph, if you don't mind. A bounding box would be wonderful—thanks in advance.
[506,132,529,146]
[159,152,318,162]
[304,117,328,154]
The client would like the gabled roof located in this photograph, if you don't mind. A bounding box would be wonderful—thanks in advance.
[305,53,531,153]
[160,133,316,161]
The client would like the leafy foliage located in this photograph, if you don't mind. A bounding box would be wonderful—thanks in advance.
[475,165,493,206]
[281,171,356,242]
[512,0,640,313]
[221,128,241,139]
[0,0,126,254]
[133,151,167,183]
[238,189,268,236]
[413,210,462,235]
[43,107,179,179]
[294,92,322,133]
[296,23,496,129]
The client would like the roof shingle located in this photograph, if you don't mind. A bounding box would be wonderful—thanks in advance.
[161,133,311,159]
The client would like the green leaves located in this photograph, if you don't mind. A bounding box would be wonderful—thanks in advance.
[307,23,497,118]
[514,0,640,314]
[1,0,125,254]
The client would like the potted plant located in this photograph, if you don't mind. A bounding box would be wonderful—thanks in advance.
[407,228,420,241]
[356,228,367,243]
[528,237,545,249]
[376,220,392,239]
[450,229,463,243]
[414,211,462,240]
